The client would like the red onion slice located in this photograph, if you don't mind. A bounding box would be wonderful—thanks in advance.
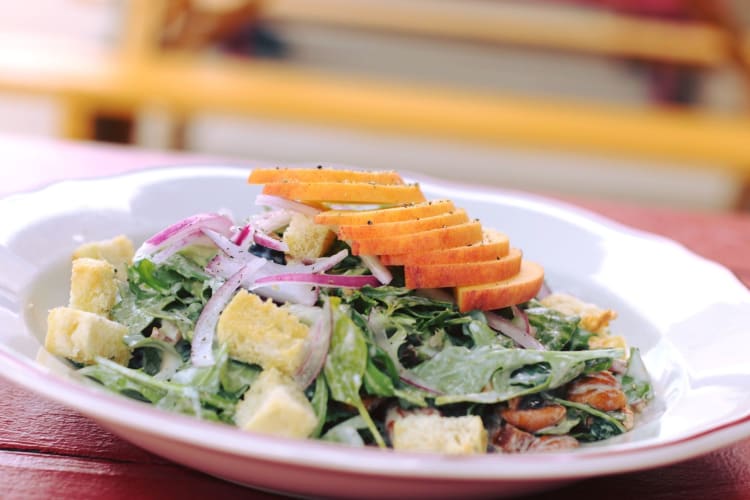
[511,305,536,336]
[253,284,319,306]
[255,194,321,216]
[253,231,289,252]
[254,273,380,289]
[135,213,234,261]
[251,210,292,234]
[486,311,546,350]
[294,299,332,389]
[359,254,393,285]
[202,228,245,259]
[150,230,213,265]
[191,265,253,367]
[232,223,289,253]
[232,224,252,246]
[297,249,349,274]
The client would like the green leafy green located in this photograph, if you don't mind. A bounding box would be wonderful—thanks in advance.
[412,345,623,405]
[621,348,654,407]
[323,298,385,447]
[310,376,329,438]
[112,254,214,338]
[551,397,627,441]
[220,360,261,398]
[321,416,367,447]
[524,300,581,350]
[80,355,236,423]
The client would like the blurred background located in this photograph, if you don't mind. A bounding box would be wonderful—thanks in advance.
[0,0,749,210]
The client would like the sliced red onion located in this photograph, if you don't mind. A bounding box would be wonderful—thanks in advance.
[232,223,289,253]
[202,228,245,259]
[135,213,234,261]
[399,372,443,394]
[253,284,319,306]
[253,231,289,252]
[511,305,536,336]
[359,254,393,285]
[254,273,380,289]
[207,249,348,282]
[250,210,292,234]
[232,225,252,246]
[295,249,349,274]
[191,265,254,367]
[150,230,213,265]
[205,252,247,278]
[486,311,546,350]
[294,299,332,389]
[255,194,321,217]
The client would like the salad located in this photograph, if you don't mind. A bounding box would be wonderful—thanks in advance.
[44,167,653,454]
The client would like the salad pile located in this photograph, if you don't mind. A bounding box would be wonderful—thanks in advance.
[44,168,652,454]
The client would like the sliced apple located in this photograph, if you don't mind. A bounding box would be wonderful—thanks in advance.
[454,260,544,312]
[405,248,522,289]
[262,181,425,205]
[249,167,403,185]
[380,228,510,266]
[314,199,455,226]
[350,221,482,256]
[338,209,469,240]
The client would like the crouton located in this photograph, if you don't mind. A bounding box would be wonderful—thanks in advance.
[283,213,335,261]
[216,290,309,376]
[234,368,317,438]
[391,413,488,454]
[69,258,118,316]
[45,307,130,365]
[540,292,617,334]
[72,234,134,280]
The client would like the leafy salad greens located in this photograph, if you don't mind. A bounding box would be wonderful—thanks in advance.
[47,194,653,454]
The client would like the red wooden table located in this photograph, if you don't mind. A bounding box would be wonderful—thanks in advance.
[1,134,749,499]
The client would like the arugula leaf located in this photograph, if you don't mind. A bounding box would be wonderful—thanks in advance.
[551,396,627,440]
[112,254,213,339]
[323,298,385,447]
[79,356,236,423]
[412,345,623,405]
[321,416,367,447]
[310,376,329,439]
[125,335,184,379]
[220,359,261,398]
[463,311,514,348]
[524,300,581,350]
[621,347,654,407]
[363,358,395,397]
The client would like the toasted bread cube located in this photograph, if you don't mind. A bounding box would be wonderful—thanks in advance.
[45,307,130,365]
[235,368,317,438]
[216,290,309,376]
[69,258,118,316]
[392,414,488,454]
[540,292,617,334]
[283,213,335,261]
[72,235,134,280]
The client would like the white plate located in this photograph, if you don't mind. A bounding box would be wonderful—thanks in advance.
[1,166,750,499]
